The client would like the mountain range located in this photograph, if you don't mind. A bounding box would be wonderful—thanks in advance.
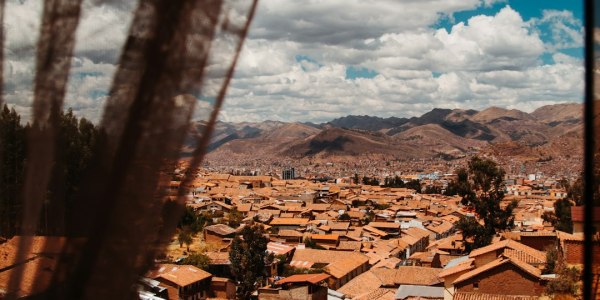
[189,103,583,162]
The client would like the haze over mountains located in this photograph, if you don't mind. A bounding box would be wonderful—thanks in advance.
[191,103,582,162]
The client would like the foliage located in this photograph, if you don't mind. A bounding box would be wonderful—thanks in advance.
[423,185,442,194]
[0,106,99,237]
[566,175,584,206]
[373,203,390,210]
[229,223,269,300]
[227,207,243,228]
[542,199,573,233]
[404,179,422,193]
[282,265,326,276]
[543,243,559,274]
[177,229,193,250]
[545,265,581,296]
[454,156,517,250]
[303,237,325,249]
[353,173,360,185]
[178,206,210,233]
[46,109,99,235]
[0,105,26,238]
[338,212,351,220]
[178,252,211,270]
[361,210,375,225]
[362,176,380,186]
[444,168,469,196]
[383,176,404,188]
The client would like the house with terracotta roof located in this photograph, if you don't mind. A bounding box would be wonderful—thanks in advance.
[259,273,330,300]
[269,218,310,231]
[209,277,236,299]
[0,236,83,299]
[290,248,369,289]
[556,230,600,265]
[203,224,237,247]
[401,227,430,258]
[425,221,455,241]
[310,234,340,248]
[450,257,546,299]
[501,230,557,252]
[571,206,600,235]
[275,229,305,244]
[438,240,549,300]
[368,222,402,236]
[205,251,232,278]
[337,266,442,299]
[193,200,232,214]
[147,264,212,300]
[467,239,546,270]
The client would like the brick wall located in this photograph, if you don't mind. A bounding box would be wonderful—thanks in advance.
[521,236,556,252]
[455,263,544,296]
[204,231,228,246]
[562,240,600,265]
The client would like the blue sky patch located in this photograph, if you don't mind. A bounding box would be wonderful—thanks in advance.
[345,66,378,80]
[436,0,584,60]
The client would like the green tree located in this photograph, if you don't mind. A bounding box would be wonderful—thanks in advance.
[362,176,379,186]
[0,105,26,238]
[455,157,517,250]
[405,179,422,193]
[545,265,581,296]
[353,173,360,185]
[179,252,211,270]
[229,223,269,300]
[383,175,404,188]
[444,168,469,196]
[227,207,243,228]
[543,244,559,274]
[423,185,442,194]
[178,229,193,251]
[338,213,351,221]
[542,198,573,233]
[44,109,99,235]
[303,237,325,249]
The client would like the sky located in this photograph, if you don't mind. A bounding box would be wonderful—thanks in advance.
[3,0,585,123]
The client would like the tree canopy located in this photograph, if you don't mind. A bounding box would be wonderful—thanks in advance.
[229,223,270,300]
[454,156,517,250]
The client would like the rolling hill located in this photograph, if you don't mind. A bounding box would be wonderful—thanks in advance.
[196,103,584,162]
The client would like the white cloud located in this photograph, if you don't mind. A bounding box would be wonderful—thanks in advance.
[2,0,584,124]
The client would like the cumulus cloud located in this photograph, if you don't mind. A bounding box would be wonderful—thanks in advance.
[2,0,584,124]
[214,4,582,122]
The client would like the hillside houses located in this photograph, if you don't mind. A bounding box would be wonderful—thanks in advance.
[147,173,576,300]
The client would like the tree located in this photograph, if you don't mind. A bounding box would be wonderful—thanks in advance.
[444,168,469,196]
[455,156,517,250]
[543,244,559,274]
[178,229,193,251]
[545,265,581,296]
[542,198,573,233]
[179,252,211,270]
[303,237,325,249]
[405,179,422,193]
[383,175,404,188]
[362,176,379,186]
[46,109,99,235]
[227,207,243,228]
[0,105,26,238]
[229,223,269,300]
[338,213,351,221]
[178,206,209,233]
[423,185,442,194]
